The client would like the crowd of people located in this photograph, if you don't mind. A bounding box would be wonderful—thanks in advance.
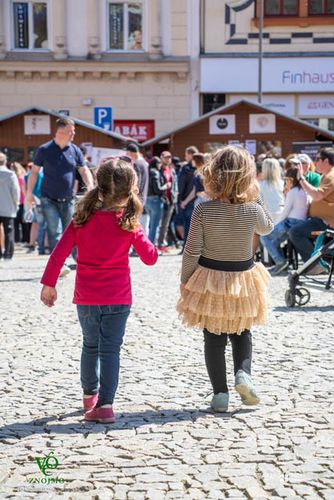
[1,119,334,281]
[1,119,334,421]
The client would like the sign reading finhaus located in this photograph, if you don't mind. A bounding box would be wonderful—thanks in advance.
[201,58,334,93]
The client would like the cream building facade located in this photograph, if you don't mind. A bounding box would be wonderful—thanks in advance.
[200,0,334,131]
[0,0,333,138]
[0,0,200,138]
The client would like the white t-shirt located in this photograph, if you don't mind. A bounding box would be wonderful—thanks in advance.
[277,187,309,224]
[259,179,284,223]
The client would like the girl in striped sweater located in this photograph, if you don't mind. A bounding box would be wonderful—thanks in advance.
[177,146,273,412]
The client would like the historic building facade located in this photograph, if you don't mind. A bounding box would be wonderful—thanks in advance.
[199,0,334,131]
[0,0,333,138]
[0,0,196,138]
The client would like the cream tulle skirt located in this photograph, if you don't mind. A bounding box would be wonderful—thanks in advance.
[176,262,270,335]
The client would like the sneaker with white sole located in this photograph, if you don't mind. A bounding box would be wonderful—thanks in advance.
[211,392,229,412]
[235,370,260,406]
[59,265,71,278]
[271,260,289,276]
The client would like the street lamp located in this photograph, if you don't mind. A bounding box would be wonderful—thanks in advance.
[258,0,263,103]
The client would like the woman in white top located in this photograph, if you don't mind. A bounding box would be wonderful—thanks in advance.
[259,158,284,223]
[261,166,309,275]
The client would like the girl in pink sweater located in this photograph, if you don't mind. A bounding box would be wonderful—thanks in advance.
[41,159,158,423]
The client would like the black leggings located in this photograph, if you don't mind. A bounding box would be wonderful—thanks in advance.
[204,329,252,394]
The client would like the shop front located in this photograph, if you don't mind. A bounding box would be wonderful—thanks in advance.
[142,100,334,159]
[200,57,334,131]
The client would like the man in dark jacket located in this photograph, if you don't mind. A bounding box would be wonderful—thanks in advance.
[178,145,199,245]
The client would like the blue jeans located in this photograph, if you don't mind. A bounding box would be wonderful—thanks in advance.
[77,304,131,406]
[261,217,301,264]
[145,195,164,244]
[41,197,74,252]
[181,201,195,246]
[288,217,328,263]
[35,206,47,254]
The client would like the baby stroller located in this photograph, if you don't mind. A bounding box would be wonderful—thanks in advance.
[284,229,334,307]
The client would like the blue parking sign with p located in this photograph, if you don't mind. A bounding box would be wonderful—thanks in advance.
[94,107,113,131]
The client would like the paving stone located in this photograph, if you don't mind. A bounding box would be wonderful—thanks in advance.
[0,253,333,499]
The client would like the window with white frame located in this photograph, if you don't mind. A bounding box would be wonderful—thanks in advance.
[108,1,144,51]
[12,1,48,49]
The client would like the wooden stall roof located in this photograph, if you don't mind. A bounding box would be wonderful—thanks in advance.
[0,106,135,144]
[142,99,334,147]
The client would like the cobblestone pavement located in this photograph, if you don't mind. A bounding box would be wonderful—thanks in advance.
[1,250,334,499]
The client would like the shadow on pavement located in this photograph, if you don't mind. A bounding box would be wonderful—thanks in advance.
[274,305,334,312]
[0,278,41,283]
[0,407,256,437]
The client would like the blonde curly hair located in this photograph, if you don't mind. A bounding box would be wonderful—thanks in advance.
[203,146,259,204]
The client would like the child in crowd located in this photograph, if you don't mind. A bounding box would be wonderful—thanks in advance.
[259,158,284,223]
[177,146,273,412]
[261,166,309,275]
[40,159,158,423]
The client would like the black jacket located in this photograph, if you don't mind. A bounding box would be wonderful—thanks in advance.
[178,162,196,202]
[147,167,166,197]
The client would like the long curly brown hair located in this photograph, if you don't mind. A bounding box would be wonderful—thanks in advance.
[73,159,142,231]
[204,146,259,204]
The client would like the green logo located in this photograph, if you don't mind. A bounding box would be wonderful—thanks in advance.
[26,450,65,485]
[36,450,59,476]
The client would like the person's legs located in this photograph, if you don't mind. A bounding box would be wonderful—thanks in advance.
[230,330,260,405]
[14,204,24,242]
[0,221,3,258]
[146,196,163,244]
[182,202,194,246]
[36,206,46,254]
[229,330,252,376]
[41,198,62,252]
[97,305,131,406]
[77,305,100,396]
[157,204,174,247]
[59,200,75,232]
[139,211,149,236]
[58,199,77,260]
[261,220,289,264]
[289,217,328,263]
[1,217,15,259]
[203,329,229,394]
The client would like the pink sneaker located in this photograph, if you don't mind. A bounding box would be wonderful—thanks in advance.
[83,393,99,410]
[85,405,115,423]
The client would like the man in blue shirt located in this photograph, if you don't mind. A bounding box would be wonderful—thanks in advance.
[26,117,93,258]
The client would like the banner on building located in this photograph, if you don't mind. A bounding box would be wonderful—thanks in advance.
[114,120,155,141]
[249,114,276,134]
[292,141,333,160]
[298,95,334,117]
[91,147,125,167]
[24,115,51,135]
[209,115,236,134]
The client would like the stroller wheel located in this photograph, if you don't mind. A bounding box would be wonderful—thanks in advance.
[295,287,311,306]
[285,290,296,307]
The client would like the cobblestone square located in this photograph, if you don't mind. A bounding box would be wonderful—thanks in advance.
[1,252,334,499]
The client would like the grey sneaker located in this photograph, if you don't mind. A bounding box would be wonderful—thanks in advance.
[59,264,71,278]
[235,370,260,406]
[307,263,328,276]
[271,260,289,276]
[211,392,229,412]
